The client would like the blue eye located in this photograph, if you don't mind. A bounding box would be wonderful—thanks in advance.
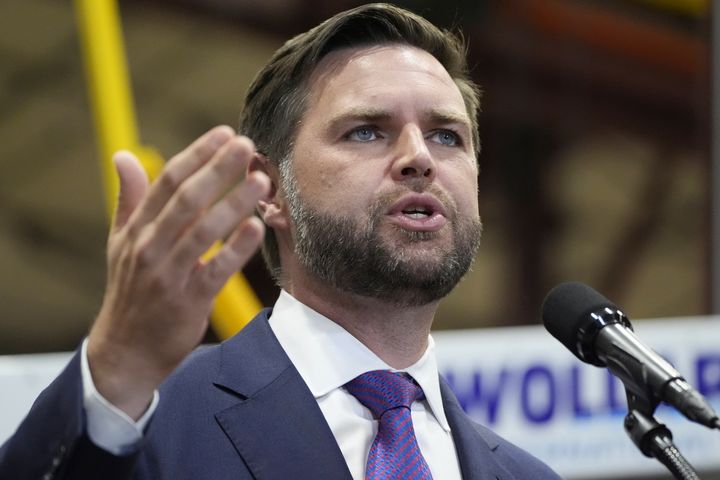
[347,126,378,142]
[431,130,459,147]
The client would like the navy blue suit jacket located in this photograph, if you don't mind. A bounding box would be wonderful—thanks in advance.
[0,310,562,479]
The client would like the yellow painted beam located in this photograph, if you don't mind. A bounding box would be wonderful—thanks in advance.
[74,0,261,338]
[74,0,164,213]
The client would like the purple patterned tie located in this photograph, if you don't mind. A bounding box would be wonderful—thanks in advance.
[345,370,433,480]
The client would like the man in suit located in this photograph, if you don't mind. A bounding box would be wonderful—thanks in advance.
[1,4,562,479]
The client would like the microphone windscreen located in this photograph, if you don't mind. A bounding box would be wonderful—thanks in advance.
[541,281,617,355]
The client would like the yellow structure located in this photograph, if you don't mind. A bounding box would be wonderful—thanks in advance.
[74,0,262,339]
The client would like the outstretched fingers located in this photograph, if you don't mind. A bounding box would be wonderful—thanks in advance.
[151,136,257,253]
[193,216,266,296]
[168,170,271,283]
[127,125,235,233]
[112,151,149,233]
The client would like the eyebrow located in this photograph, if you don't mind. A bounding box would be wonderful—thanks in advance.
[324,107,393,130]
[425,108,472,130]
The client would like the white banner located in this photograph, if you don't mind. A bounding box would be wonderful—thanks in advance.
[1,316,718,478]
[433,316,720,478]
[0,351,73,445]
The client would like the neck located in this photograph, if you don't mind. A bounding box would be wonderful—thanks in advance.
[285,273,438,369]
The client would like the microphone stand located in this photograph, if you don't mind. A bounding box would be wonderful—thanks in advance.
[624,391,701,480]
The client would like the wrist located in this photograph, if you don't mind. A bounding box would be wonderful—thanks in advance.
[86,335,161,421]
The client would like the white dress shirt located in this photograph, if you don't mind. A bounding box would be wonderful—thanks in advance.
[81,290,462,478]
[268,290,462,480]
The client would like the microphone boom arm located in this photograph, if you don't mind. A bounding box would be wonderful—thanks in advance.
[624,400,700,480]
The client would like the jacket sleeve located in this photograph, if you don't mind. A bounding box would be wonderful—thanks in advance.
[0,350,140,480]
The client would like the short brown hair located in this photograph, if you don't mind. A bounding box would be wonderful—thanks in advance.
[239,3,481,280]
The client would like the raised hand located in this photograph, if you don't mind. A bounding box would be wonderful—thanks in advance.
[86,126,271,419]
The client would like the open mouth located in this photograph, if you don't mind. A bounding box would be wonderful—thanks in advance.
[402,206,433,219]
[389,194,448,232]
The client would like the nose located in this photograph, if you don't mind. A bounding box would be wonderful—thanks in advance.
[390,125,436,182]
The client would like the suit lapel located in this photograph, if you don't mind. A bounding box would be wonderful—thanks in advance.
[212,311,352,480]
[209,311,519,480]
[441,377,516,480]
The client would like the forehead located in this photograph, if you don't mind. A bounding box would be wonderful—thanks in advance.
[304,44,467,117]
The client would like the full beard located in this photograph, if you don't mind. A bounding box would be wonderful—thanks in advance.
[285,176,482,307]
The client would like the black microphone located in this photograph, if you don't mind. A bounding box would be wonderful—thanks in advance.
[542,281,719,429]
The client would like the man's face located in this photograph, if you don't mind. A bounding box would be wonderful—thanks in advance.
[284,44,481,306]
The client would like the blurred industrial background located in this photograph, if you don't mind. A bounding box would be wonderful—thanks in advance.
[1,1,716,479]
[0,0,709,352]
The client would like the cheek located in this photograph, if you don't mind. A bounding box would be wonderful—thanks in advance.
[314,170,337,192]
[292,145,339,197]
[441,168,479,216]
[293,155,380,211]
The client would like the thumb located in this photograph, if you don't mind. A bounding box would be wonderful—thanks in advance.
[112,150,149,231]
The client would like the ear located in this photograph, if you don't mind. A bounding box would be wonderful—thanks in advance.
[248,153,289,231]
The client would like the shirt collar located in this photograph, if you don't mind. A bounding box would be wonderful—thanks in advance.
[268,289,451,432]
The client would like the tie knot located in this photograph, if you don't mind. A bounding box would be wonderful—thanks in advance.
[345,370,424,419]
